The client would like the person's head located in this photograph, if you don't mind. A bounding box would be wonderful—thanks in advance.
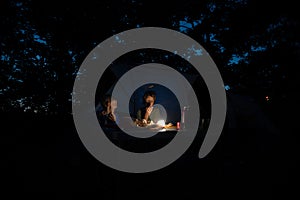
[143,90,156,108]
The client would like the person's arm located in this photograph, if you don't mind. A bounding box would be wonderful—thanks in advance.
[137,108,148,124]
[143,107,153,123]
[108,112,116,122]
[137,109,142,121]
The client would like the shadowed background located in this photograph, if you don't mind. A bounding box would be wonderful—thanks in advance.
[1,0,299,198]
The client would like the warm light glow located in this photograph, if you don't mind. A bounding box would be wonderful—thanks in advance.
[265,96,270,101]
[157,120,165,127]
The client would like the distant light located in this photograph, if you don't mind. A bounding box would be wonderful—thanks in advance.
[265,96,270,101]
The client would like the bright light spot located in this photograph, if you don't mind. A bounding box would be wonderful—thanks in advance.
[265,96,270,101]
[157,120,165,127]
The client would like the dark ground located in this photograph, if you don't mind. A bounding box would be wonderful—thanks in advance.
[1,93,299,199]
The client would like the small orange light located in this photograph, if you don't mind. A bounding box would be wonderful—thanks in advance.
[265,96,270,101]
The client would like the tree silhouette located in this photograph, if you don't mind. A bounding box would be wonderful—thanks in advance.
[0,0,299,117]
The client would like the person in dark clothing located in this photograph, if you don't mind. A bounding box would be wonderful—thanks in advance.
[98,95,118,128]
[136,91,161,125]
